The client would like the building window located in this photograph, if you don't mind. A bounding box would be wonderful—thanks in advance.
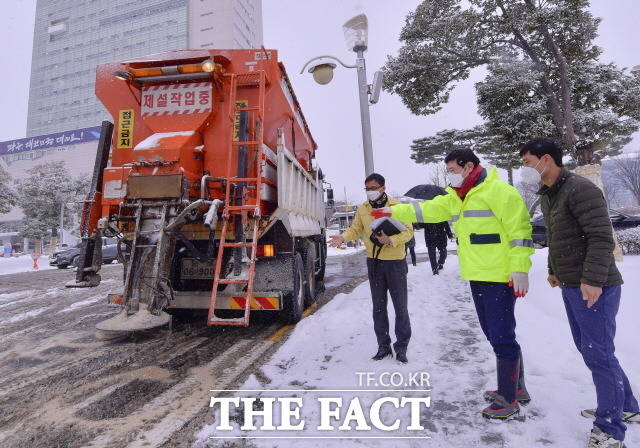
[48,18,68,42]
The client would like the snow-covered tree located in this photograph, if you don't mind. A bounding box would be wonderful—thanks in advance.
[15,162,89,241]
[410,123,529,185]
[410,126,484,165]
[0,165,17,214]
[384,0,640,165]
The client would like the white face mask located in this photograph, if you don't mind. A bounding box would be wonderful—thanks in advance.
[521,159,545,185]
[366,190,382,201]
[448,172,464,188]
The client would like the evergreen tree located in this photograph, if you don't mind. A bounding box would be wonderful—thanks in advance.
[16,162,88,241]
[0,165,17,215]
[384,0,640,165]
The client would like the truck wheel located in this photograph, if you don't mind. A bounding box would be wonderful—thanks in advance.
[303,241,317,306]
[282,253,304,324]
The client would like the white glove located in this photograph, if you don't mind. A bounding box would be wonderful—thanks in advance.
[509,272,529,297]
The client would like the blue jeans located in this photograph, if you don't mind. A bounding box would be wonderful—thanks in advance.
[469,281,521,359]
[562,285,639,441]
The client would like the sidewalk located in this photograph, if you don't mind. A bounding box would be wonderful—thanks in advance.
[197,249,640,447]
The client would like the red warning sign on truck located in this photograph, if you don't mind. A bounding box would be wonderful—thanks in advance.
[141,82,212,117]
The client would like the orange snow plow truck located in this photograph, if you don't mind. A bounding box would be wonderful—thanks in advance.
[67,49,332,333]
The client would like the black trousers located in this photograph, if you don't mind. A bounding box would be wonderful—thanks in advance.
[427,244,447,272]
[366,258,411,354]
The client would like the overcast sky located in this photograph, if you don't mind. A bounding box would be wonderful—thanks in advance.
[0,1,638,201]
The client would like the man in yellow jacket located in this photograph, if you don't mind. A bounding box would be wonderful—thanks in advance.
[372,149,534,420]
[329,173,414,363]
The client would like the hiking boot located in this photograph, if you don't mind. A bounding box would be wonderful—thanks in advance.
[396,352,408,364]
[581,409,640,423]
[484,387,531,405]
[587,426,626,448]
[482,394,519,420]
[371,346,392,361]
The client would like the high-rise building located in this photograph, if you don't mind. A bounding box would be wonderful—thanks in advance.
[26,0,263,137]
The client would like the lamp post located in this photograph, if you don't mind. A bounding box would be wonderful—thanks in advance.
[300,14,383,176]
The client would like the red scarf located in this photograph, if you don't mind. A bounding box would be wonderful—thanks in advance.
[453,164,484,198]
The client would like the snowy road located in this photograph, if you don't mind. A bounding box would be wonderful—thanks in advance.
[0,251,414,448]
[4,245,636,448]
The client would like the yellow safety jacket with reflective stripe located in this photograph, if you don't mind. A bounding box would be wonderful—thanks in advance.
[390,168,534,282]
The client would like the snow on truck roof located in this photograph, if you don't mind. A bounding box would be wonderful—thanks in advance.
[134,131,196,151]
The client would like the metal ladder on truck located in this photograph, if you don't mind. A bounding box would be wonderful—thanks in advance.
[207,70,267,326]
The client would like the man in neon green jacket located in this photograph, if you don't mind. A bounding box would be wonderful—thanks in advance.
[372,149,534,420]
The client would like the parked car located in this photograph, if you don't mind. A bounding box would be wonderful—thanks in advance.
[531,209,640,247]
[49,243,119,269]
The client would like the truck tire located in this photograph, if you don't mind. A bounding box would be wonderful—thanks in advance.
[282,253,304,324]
[302,240,317,306]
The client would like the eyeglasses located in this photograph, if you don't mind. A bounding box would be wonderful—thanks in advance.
[364,186,382,191]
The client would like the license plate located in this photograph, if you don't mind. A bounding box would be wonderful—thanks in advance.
[181,259,214,279]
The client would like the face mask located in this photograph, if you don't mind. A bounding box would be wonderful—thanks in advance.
[449,172,464,188]
[521,159,545,185]
[366,190,382,201]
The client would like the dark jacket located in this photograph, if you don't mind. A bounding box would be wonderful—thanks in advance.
[538,168,623,287]
[416,222,452,247]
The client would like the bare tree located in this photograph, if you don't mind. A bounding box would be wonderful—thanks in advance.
[612,153,640,206]
[428,164,448,188]
[603,176,623,208]
[516,181,540,217]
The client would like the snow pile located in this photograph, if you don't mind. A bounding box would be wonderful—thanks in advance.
[326,246,365,257]
[0,255,56,275]
[196,249,640,447]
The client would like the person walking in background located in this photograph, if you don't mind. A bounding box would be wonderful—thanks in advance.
[520,138,639,448]
[329,173,415,364]
[371,149,534,420]
[405,234,417,266]
[418,221,453,275]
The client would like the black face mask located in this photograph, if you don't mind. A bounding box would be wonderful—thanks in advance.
[369,192,388,209]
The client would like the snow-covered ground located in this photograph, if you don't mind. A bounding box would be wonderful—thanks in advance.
[326,246,366,257]
[0,255,56,275]
[197,248,640,447]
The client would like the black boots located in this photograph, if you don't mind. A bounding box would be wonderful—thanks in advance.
[497,356,520,403]
[484,354,531,404]
[482,356,521,420]
[371,347,408,363]
[372,346,393,360]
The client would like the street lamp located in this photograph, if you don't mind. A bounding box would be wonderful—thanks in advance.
[300,13,383,176]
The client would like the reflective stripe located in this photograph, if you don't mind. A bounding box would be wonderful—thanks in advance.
[463,210,495,218]
[451,214,460,222]
[510,238,534,248]
[412,203,424,223]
